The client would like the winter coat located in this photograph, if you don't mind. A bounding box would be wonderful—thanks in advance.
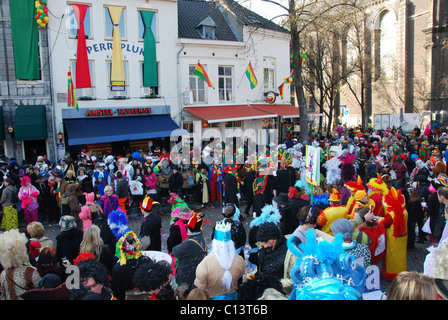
[172,232,207,287]
[55,228,84,264]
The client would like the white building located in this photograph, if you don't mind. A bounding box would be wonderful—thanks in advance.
[45,0,293,160]
[48,0,184,158]
[178,0,296,148]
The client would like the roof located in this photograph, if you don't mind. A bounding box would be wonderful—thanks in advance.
[178,0,289,41]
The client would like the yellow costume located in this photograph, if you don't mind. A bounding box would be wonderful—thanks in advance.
[381,187,408,281]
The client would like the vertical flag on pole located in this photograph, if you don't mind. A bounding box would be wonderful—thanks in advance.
[194,61,214,89]
[245,61,258,89]
[68,69,79,111]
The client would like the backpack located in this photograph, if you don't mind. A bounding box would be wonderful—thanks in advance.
[10,187,19,204]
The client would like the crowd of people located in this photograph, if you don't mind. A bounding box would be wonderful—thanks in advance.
[0,122,448,300]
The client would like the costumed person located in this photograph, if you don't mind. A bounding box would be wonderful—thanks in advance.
[349,189,374,220]
[0,177,18,231]
[381,187,409,281]
[339,152,357,186]
[60,184,82,229]
[79,192,103,232]
[252,172,268,218]
[195,164,209,207]
[93,173,107,199]
[243,160,257,217]
[287,229,366,300]
[194,220,246,300]
[18,176,40,225]
[166,206,193,275]
[211,203,246,260]
[323,145,343,186]
[55,215,84,266]
[111,231,153,300]
[208,158,223,204]
[317,188,349,236]
[0,229,42,300]
[92,162,110,187]
[98,185,120,217]
[223,165,240,207]
[131,260,173,300]
[432,152,446,177]
[330,218,371,268]
[108,209,131,241]
[139,195,162,251]
[276,150,296,194]
[167,192,189,212]
[288,185,311,229]
[115,171,129,215]
[275,192,296,235]
[70,258,116,300]
[343,176,365,213]
[366,174,389,218]
[172,212,208,287]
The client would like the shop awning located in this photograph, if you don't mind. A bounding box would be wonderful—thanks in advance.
[14,105,47,141]
[250,104,300,118]
[64,115,187,146]
[184,105,277,123]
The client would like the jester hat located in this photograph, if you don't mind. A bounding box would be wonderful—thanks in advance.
[367,174,388,195]
[345,176,365,192]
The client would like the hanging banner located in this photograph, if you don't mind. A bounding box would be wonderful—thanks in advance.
[10,0,40,80]
[72,4,92,88]
[140,11,158,87]
[107,6,125,91]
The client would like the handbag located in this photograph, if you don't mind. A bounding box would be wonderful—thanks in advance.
[422,217,431,234]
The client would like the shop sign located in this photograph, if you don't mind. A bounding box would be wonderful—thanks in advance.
[85,107,152,117]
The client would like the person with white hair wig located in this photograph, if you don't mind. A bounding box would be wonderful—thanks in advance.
[194,220,246,300]
[0,229,41,300]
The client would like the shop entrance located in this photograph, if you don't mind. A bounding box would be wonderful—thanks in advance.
[24,140,47,164]
[112,141,130,156]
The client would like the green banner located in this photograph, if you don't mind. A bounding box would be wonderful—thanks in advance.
[141,11,158,87]
[10,0,40,80]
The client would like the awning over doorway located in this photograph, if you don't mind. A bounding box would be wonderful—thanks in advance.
[184,105,277,123]
[250,104,300,118]
[14,105,47,141]
[64,115,187,146]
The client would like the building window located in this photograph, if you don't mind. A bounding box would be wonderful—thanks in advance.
[263,68,275,90]
[196,16,217,40]
[189,65,206,103]
[70,60,96,99]
[105,6,126,40]
[68,4,92,38]
[140,61,159,98]
[106,61,129,98]
[379,10,396,79]
[138,10,158,41]
[218,66,233,102]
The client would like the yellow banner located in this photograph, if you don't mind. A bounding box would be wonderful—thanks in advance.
[107,6,125,88]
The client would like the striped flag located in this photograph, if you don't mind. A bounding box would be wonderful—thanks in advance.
[278,82,285,99]
[245,61,258,89]
[67,69,79,111]
[194,61,215,89]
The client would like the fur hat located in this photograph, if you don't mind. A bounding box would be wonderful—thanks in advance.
[59,215,77,231]
[256,222,281,243]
